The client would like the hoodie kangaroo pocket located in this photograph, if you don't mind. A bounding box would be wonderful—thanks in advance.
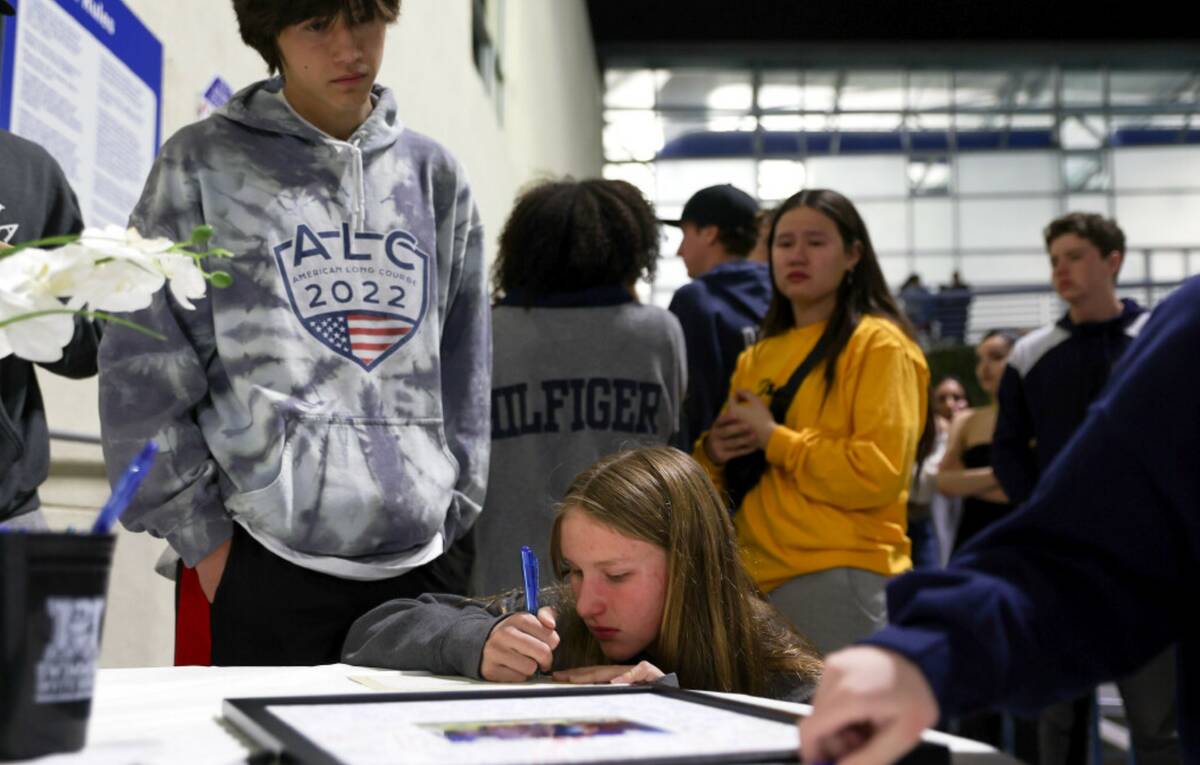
[224,413,459,558]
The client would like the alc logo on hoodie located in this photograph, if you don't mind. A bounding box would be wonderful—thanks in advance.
[273,222,429,371]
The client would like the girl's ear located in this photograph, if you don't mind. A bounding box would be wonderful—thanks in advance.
[846,240,864,271]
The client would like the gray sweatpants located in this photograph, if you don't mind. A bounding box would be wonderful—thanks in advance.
[767,567,889,656]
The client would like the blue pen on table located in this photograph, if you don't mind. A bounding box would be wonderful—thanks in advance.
[91,441,159,535]
[521,545,539,612]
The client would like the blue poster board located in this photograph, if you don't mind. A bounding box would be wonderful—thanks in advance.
[0,0,162,227]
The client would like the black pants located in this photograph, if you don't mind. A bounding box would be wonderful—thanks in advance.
[951,711,1040,764]
[209,524,474,666]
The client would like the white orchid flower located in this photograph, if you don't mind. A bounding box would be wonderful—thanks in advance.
[0,245,91,300]
[157,251,209,310]
[76,225,174,260]
[0,287,75,363]
[0,224,231,363]
[69,227,209,311]
[66,258,166,313]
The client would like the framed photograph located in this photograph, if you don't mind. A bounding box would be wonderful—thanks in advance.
[223,685,950,765]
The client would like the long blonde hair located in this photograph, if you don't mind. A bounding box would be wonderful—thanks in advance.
[548,447,822,696]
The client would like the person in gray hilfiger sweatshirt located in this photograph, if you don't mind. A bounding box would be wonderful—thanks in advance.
[470,179,686,596]
[97,0,489,665]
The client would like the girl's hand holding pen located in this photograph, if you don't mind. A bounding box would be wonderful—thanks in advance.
[480,606,559,682]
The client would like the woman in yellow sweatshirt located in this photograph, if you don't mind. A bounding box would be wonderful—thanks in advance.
[695,188,929,656]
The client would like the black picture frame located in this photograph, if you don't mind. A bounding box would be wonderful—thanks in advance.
[223,684,950,765]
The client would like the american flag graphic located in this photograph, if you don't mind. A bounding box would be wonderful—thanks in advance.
[308,312,414,369]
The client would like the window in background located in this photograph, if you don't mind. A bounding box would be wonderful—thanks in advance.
[600,64,1200,319]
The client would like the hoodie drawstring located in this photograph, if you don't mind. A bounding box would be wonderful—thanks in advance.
[349,137,366,233]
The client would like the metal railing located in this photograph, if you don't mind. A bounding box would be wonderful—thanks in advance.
[48,429,102,445]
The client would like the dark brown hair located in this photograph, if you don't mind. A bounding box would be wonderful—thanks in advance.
[760,188,914,397]
[548,447,822,697]
[715,222,759,258]
[233,0,401,75]
[493,178,659,305]
[1043,212,1126,259]
[980,328,1021,349]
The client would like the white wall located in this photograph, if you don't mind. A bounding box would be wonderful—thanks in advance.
[502,1,604,188]
[36,0,601,667]
[114,0,602,253]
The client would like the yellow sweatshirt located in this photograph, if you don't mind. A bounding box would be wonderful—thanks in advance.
[694,315,929,590]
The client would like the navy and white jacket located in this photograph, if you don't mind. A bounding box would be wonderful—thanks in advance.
[864,277,1200,760]
[993,298,1148,505]
[98,79,489,579]
[667,260,770,451]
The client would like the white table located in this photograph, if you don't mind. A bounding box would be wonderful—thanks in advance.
[11,665,1016,764]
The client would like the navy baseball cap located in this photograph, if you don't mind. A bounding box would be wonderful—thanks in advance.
[659,184,758,232]
[0,1,13,15]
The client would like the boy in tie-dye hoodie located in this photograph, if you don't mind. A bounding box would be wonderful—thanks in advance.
[98,0,489,665]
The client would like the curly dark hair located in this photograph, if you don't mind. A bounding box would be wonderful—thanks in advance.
[1043,212,1126,258]
[232,0,401,75]
[493,178,660,304]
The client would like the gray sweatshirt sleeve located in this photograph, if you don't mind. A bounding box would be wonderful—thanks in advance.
[667,311,688,443]
[434,163,490,543]
[98,135,233,567]
[769,671,818,704]
[342,593,510,678]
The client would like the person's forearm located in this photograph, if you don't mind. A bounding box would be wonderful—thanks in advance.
[936,467,999,498]
[977,485,1010,504]
[342,594,501,676]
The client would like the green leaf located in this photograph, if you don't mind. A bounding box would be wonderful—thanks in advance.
[0,234,81,258]
[0,308,166,341]
[208,271,234,288]
[86,311,168,340]
[0,308,80,330]
[190,224,214,246]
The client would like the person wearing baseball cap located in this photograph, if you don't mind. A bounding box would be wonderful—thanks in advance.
[661,184,770,451]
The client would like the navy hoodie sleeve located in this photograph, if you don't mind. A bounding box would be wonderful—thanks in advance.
[668,283,718,451]
[863,277,1200,717]
[991,363,1038,505]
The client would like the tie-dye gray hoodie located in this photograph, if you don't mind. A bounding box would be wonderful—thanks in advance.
[98,78,489,580]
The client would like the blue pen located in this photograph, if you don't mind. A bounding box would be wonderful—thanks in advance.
[91,441,159,535]
[520,545,539,612]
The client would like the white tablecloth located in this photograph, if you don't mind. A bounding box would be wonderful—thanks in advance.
[9,665,1014,764]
